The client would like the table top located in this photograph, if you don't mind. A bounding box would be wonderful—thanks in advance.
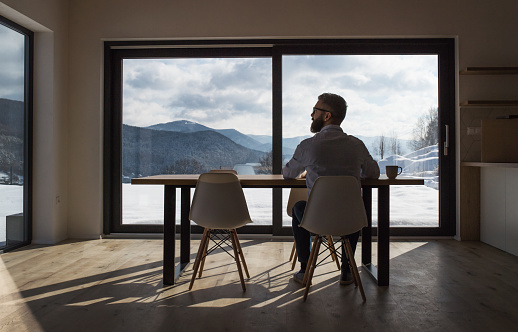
[131,174,424,187]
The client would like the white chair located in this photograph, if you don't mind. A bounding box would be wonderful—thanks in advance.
[287,188,340,271]
[189,172,253,291]
[193,169,240,280]
[299,176,367,302]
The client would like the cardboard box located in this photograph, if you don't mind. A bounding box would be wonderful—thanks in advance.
[481,118,518,162]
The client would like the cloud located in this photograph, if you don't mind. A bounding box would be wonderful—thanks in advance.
[0,25,25,101]
[281,55,438,138]
[209,59,271,89]
[122,55,438,139]
[123,58,272,133]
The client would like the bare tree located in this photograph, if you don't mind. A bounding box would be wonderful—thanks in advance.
[389,130,401,156]
[372,134,386,160]
[409,107,438,151]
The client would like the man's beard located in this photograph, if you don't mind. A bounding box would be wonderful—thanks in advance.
[310,115,325,133]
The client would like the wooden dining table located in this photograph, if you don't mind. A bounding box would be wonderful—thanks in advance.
[131,174,424,286]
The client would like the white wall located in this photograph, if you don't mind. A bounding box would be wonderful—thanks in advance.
[0,0,69,244]
[3,0,518,241]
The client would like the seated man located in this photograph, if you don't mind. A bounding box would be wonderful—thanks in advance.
[282,92,380,285]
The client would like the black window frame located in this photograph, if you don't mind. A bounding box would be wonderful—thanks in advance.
[0,15,33,252]
[104,38,455,237]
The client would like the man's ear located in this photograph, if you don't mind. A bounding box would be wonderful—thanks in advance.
[324,111,332,122]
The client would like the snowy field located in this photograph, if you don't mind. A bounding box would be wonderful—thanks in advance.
[0,180,439,243]
[122,183,438,227]
[1,145,441,243]
[122,146,440,228]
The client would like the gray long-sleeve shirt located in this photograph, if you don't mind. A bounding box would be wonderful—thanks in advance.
[282,125,380,194]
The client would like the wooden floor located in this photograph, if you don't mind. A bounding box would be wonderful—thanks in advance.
[1,238,518,331]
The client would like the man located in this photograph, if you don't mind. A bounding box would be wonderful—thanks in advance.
[282,92,380,285]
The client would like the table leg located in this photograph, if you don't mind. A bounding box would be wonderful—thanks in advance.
[362,187,372,267]
[180,187,191,268]
[377,186,390,286]
[361,187,379,283]
[163,185,176,285]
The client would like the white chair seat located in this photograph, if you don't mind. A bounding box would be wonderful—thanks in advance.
[189,172,253,291]
[299,176,367,302]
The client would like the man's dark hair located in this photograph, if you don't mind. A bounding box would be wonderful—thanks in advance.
[318,93,347,124]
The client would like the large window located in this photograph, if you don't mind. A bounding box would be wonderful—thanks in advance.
[0,16,32,252]
[281,55,439,228]
[104,39,455,236]
[121,58,273,226]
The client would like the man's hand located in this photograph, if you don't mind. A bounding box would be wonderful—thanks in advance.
[298,170,307,179]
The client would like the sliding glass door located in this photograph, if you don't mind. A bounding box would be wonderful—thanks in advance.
[104,39,455,236]
[0,16,32,251]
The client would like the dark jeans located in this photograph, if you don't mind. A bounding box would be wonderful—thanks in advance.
[291,200,360,274]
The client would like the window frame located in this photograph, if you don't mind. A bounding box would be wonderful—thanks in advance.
[0,15,33,252]
[104,38,455,237]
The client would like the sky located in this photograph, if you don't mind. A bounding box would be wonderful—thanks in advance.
[0,23,25,101]
[121,54,439,139]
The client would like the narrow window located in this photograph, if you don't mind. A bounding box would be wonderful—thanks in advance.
[0,16,33,251]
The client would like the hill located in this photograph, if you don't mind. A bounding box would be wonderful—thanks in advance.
[122,124,265,180]
[0,99,24,180]
[378,144,439,189]
[146,120,303,155]
[147,120,265,151]
[0,98,24,139]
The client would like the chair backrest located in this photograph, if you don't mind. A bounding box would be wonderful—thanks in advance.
[189,172,252,229]
[300,176,367,236]
[209,169,238,175]
[286,188,308,217]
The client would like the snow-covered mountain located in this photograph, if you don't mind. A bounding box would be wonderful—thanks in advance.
[146,120,301,155]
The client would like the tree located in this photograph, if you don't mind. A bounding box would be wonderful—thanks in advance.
[372,134,386,160]
[164,159,206,174]
[257,150,273,174]
[409,107,438,151]
[389,130,401,156]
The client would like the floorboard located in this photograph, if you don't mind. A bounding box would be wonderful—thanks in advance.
[1,238,518,331]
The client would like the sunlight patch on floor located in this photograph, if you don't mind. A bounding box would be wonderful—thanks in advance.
[250,292,291,308]
[188,298,251,308]
[389,241,429,259]
[2,264,162,306]
[107,297,144,305]
[66,297,113,306]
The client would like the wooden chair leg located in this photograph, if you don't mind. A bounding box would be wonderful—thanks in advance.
[230,230,246,291]
[341,237,357,286]
[189,228,210,290]
[289,241,296,261]
[232,229,250,279]
[303,237,318,286]
[344,238,366,302]
[303,236,322,302]
[291,251,298,270]
[327,235,341,270]
[198,229,210,278]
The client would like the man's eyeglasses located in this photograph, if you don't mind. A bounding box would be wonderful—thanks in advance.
[312,107,334,116]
